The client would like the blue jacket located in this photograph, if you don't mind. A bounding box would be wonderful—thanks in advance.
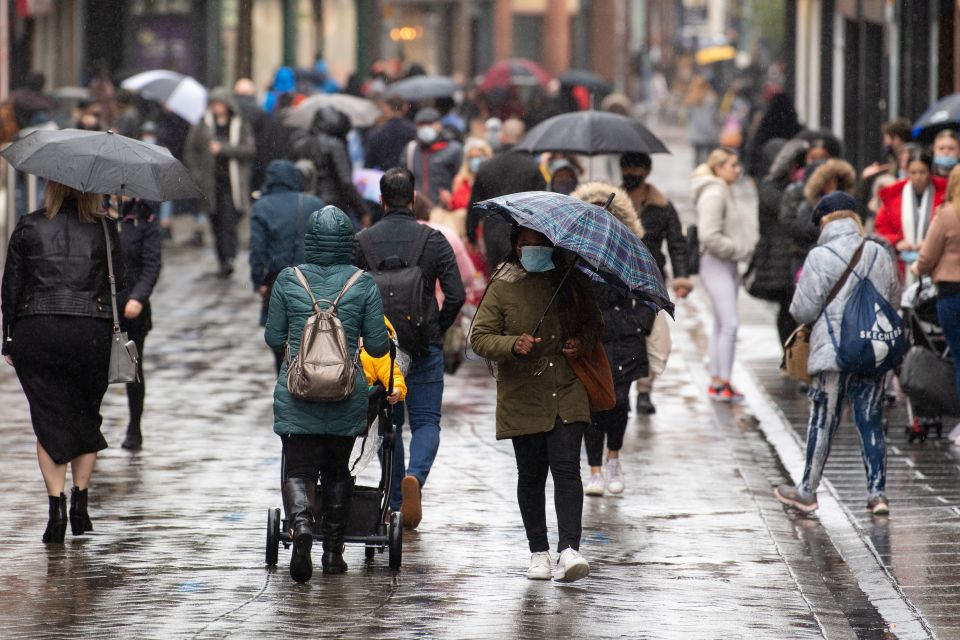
[265,206,390,437]
[249,160,325,290]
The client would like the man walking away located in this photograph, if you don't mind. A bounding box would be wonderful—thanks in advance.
[354,168,466,529]
[466,118,546,271]
[366,95,416,171]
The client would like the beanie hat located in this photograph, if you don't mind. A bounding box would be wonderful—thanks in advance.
[813,191,857,226]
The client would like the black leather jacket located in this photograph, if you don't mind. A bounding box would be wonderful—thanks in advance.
[2,203,125,354]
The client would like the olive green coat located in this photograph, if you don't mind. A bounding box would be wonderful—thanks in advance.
[470,263,603,440]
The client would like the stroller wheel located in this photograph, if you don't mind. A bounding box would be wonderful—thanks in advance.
[365,546,376,561]
[266,507,281,566]
[388,511,403,571]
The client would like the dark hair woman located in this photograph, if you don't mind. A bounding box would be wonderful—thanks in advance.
[1,180,125,544]
[470,225,603,583]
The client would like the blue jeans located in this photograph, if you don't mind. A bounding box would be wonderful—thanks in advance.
[799,371,886,500]
[937,293,960,401]
[390,345,444,509]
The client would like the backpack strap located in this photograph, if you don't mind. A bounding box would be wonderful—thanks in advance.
[292,267,322,313]
[407,223,433,267]
[331,269,366,309]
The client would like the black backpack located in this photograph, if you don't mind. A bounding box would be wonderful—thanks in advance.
[358,224,436,357]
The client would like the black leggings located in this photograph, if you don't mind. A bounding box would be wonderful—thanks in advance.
[282,434,355,483]
[585,400,629,467]
[511,418,586,553]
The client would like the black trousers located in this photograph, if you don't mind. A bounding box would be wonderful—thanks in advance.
[776,295,798,350]
[121,312,150,431]
[210,182,239,267]
[585,399,629,467]
[511,418,586,553]
[282,434,355,484]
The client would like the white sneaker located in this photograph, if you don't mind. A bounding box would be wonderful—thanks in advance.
[605,459,624,495]
[584,472,605,496]
[553,548,590,583]
[527,551,552,580]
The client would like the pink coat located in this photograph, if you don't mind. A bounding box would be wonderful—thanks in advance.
[419,221,486,306]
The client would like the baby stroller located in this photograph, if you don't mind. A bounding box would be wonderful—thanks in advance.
[899,279,960,442]
[265,343,403,570]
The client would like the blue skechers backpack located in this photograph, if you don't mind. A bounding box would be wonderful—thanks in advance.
[824,245,906,376]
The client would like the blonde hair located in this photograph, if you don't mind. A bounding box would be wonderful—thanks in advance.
[947,163,960,210]
[452,139,494,194]
[44,181,102,223]
[707,148,738,174]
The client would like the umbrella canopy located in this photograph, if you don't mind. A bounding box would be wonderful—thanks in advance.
[121,70,208,125]
[912,93,960,141]
[515,111,670,156]
[475,191,674,314]
[696,45,737,66]
[1,128,202,201]
[479,59,552,92]
[285,93,381,129]
[558,69,611,91]
[388,75,459,102]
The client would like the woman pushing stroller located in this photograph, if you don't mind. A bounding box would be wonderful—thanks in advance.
[265,205,390,583]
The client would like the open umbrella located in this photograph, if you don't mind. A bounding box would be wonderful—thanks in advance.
[515,111,670,156]
[558,69,612,92]
[1,128,201,201]
[479,59,552,93]
[121,70,208,125]
[285,93,381,129]
[912,93,960,141]
[388,75,459,102]
[475,191,673,315]
[696,45,737,66]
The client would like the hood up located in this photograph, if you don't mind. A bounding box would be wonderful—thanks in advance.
[304,205,355,266]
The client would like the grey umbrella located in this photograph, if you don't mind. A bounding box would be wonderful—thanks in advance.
[284,93,381,129]
[515,111,670,156]
[388,75,459,102]
[0,128,201,201]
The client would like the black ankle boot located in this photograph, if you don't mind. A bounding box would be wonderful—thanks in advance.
[320,477,354,575]
[121,426,142,450]
[69,487,93,536]
[42,494,67,544]
[282,477,316,583]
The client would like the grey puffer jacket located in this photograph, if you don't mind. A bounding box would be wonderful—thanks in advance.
[789,215,900,374]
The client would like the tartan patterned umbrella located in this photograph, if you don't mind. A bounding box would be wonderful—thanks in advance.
[476,191,674,315]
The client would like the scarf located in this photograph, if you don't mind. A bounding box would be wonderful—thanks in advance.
[901,181,931,246]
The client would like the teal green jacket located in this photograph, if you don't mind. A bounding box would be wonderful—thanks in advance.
[265,206,390,437]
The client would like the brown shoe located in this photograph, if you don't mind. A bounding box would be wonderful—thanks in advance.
[400,475,422,529]
[867,495,889,515]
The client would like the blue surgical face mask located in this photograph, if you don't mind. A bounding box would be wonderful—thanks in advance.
[468,157,484,173]
[520,245,555,272]
[934,155,958,170]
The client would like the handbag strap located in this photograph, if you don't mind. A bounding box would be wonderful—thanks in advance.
[100,218,122,334]
[816,241,865,321]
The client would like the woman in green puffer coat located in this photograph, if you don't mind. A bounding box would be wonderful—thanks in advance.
[264,205,389,583]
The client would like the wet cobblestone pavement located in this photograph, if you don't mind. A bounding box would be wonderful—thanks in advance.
[0,131,949,639]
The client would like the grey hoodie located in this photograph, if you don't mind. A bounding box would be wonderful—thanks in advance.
[789,215,900,374]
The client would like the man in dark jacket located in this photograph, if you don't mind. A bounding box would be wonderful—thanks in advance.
[249,160,326,370]
[353,168,465,530]
[620,152,692,415]
[233,78,270,192]
[365,95,416,171]
[466,118,546,270]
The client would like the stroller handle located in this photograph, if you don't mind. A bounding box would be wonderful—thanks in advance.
[387,341,396,397]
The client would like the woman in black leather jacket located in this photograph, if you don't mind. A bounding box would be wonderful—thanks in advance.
[1,180,125,544]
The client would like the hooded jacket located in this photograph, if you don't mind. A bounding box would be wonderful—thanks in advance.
[184,87,255,213]
[403,136,463,203]
[249,160,326,289]
[264,206,390,437]
[789,213,900,374]
[691,166,758,263]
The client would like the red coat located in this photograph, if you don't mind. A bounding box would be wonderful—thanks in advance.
[875,176,947,248]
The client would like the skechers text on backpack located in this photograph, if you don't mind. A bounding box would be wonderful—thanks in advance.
[286,268,365,402]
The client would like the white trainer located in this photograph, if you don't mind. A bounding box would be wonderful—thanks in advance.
[605,459,624,495]
[553,548,590,583]
[527,551,552,580]
[584,472,605,496]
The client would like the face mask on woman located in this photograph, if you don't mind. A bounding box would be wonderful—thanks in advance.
[417,126,438,145]
[934,155,958,170]
[469,157,484,173]
[520,245,555,272]
[622,174,645,190]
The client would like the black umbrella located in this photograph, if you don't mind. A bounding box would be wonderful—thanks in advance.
[558,69,611,91]
[515,111,670,156]
[388,75,459,102]
[912,93,960,142]
[1,128,202,201]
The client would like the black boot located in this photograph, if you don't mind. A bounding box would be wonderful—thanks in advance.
[283,477,316,583]
[69,487,93,536]
[635,392,656,415]
[121,426,142,450]
[42,493,67,544]
[321,477,354,575]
